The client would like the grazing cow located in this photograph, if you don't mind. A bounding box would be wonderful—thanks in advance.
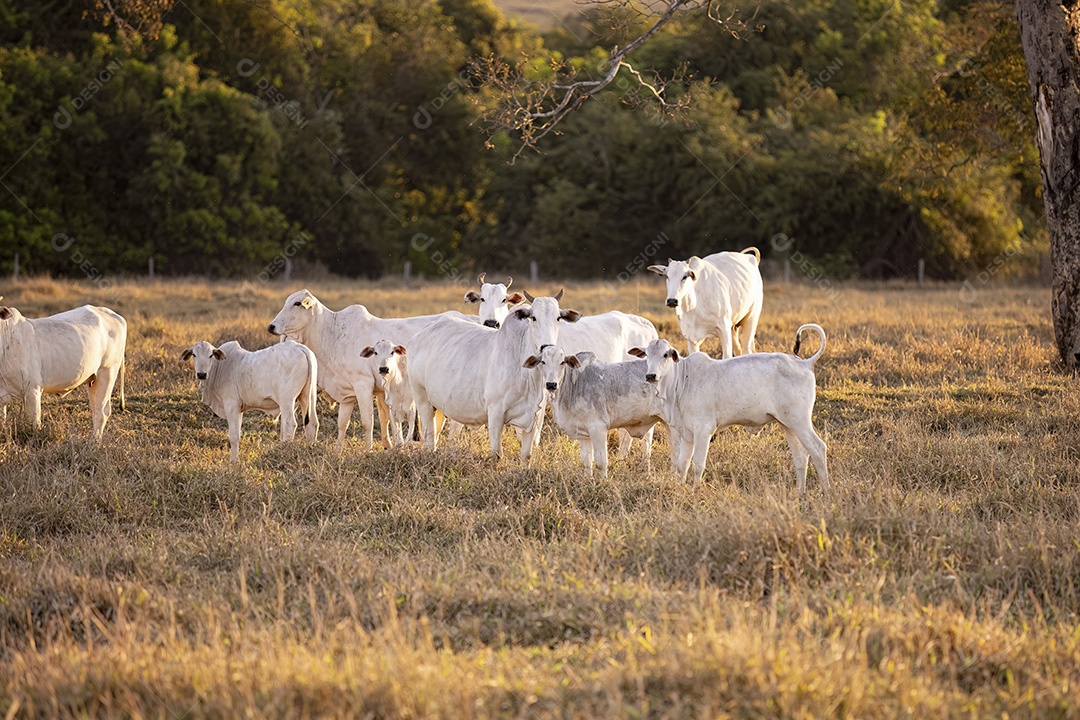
[648,247,763,358]
[526,346,661,478]
[359,340,413,446]
[267,289,478,453]
[464,273,525,328]
[630,324,828,492]
[0,301,126,440]
[182,339,318,462]
[408,293,581,462]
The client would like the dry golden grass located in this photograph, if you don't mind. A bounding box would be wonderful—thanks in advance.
[2,276,1079,718]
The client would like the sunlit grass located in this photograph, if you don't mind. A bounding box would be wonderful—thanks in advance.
[2,276,1078,718]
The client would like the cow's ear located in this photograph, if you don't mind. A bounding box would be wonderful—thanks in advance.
[464,291,481,304]
[506,292,525,305]
[687,270,696,281]
[513,308,532,321]
[180,348,194,361]
[627,347,647,358]
[300,296,315,309]
[360,346,375,358]
[393,345,406,356]
[0,307,11,320]
[522,355,541,368]
[212,348,226,360]
[667,350,680,363]
[646,265,667,276]
[559,309,581,323]
[563,355,581,369]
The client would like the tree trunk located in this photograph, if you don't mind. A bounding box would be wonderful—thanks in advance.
[1016,1,1080,367]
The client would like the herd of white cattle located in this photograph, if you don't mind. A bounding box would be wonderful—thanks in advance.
[0,248,830,491]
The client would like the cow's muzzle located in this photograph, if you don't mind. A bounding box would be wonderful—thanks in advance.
[379,367,389,375]
[267,323,278,334]
[483,319,500,328]
[546,382,558,391]
[665,298,678,308]
[645,373,657,383]
[196,372,207,380]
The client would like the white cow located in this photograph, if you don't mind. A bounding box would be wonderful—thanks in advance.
[527,346,661,478]
[182,339,319,462]
[648,247,763,358]
[359,340,414,446]
[464,273,524,328]
[408,293,580,462]
[0,301,126,440]
[267,289,478,453]
[630,324,829,492]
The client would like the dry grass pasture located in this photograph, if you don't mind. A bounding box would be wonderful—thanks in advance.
[1,276,1079,718]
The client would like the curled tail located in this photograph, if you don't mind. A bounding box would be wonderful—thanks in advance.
[793,323,826,364]
[740,247,761,263]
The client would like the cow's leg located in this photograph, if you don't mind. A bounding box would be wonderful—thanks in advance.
[447,420,463,437]
[744,299,763,355]
[718,324,734,359]
[789,421,829,493]
[227,408,244,462]
[414,392,438,451]
[686,338,703,355]
[616,428,633,459]
[666,424,692,480]
[689,426,713,482]
[374,389,393,449]
[590,425,610,479]
[782,424,811,493]
[641,426,655,462]
[518,407,545,464]
[486,407,505,460]
[404,407,416,445]
[279,398,298,443]
[91,366,120,440]
[355,393,376,450]
[335,398,356,455]
[24,386,43,431]
[731,323,744,356]
[578,437,594,474]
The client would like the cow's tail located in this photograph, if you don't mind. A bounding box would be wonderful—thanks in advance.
[303,350,318,427]
[740,247,761,264]
[793,324,826,364]
[118,357,126,412]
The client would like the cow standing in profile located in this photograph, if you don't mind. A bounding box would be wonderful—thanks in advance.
[182,339,319,462]
[0,300,126,440]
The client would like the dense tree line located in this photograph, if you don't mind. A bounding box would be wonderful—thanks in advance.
[0,0,1043,281]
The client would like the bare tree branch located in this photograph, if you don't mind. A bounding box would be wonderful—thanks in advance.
[473,0,753,160]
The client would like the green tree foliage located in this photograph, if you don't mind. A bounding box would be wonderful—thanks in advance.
[0,0,1042,280]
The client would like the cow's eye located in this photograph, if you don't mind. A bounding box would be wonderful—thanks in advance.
[682,274,690,281]
[293,301,303,306]
[530,316,536,321]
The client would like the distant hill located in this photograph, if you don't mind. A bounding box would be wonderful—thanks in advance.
[492,0,581,29]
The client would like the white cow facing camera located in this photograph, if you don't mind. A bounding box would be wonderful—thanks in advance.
[359,340,414,446]
[182,339,319,462]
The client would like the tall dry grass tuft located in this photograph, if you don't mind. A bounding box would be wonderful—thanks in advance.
[2,277,1079,717]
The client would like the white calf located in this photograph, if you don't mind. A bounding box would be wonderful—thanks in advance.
[527,346,661,478]
[631,324,828,491]
[183,339,319,461]
[360,340,414,446]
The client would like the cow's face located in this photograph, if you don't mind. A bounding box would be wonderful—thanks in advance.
[464,275,523,329]
[268,289,318,338]
[629,339,679,384]
[648,259,696,310]
[523,344,580,393]
[181,340,226,381]
[514,292,581,354]
[360,340,405,384]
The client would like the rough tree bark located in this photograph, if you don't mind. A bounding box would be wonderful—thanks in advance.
[1016,0,1080,367]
